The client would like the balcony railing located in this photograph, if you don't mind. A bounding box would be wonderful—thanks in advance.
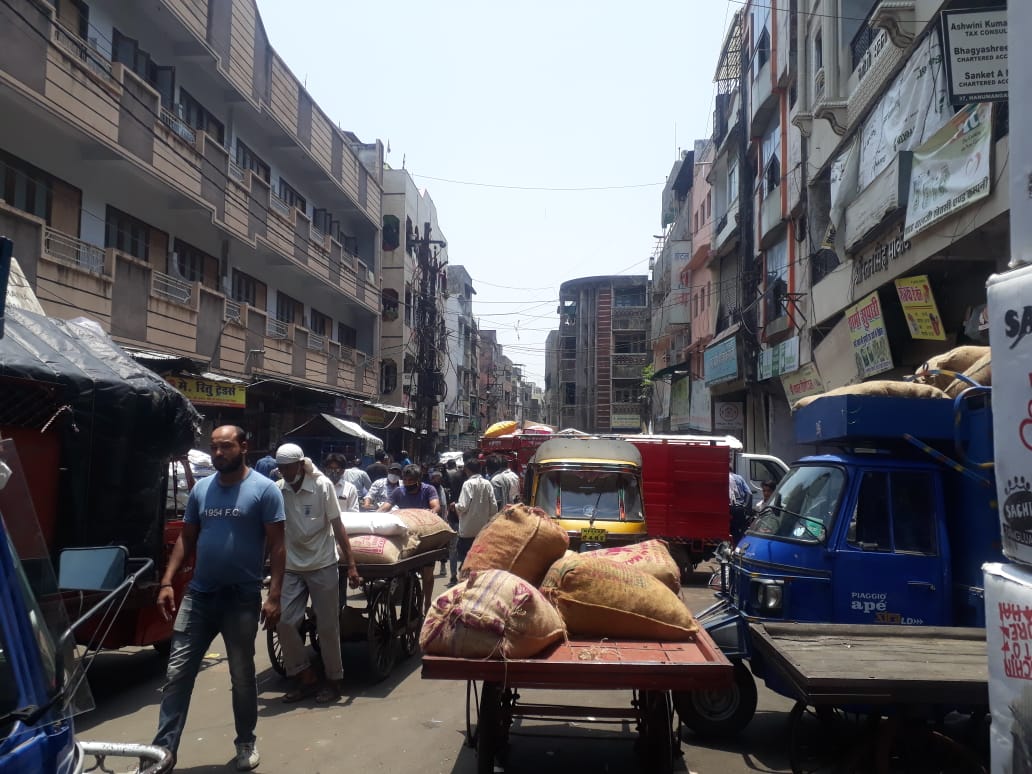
[850,7,878,71]
[266,318,289,339]
[306,332,326,351]
[813,67,826,104]
[227,159,245,184]
[152,271,192,304]
[269,193,291,218]
[224,299,242,322]
[336,343,355,363]
[52,22,113,80]
[160,107,196,145]
[43,227,105,274]
[310,223,326,243]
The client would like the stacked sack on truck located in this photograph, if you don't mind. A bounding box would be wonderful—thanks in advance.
[419,504,699,660]
[344,508,455,565]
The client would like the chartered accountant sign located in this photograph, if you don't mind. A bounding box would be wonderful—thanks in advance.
[941,8,1007,105]
[704,336,739,386]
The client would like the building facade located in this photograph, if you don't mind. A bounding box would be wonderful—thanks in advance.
[443,264,480,450]
[558,275,650,434]
[0,0,388,453]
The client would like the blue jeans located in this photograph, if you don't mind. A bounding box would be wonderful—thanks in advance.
[153,586,261,757]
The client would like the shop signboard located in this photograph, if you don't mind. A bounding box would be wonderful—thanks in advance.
[845,291,894,378]
[904,102,993,240]
[611,411,641,431]
[782,363,825,407]
[895,274,946,340]
[166,375,246,408]
[713,401,744,437]
[688,377,712,432]
[941,8,1008,105]
[704,336,739,386]
[758,336,800,381]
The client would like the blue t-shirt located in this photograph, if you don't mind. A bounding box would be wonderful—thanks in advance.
[389,482,438,511]
[185,469,285,592]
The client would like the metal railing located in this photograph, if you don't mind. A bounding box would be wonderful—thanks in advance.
[160,107,197,145]
[813,67,826,103]
[337,343,355,362]
[152,271,192,304]
[43,227,105,274]
[850,7,878,71]
[224,299,242,322]
[306,332,326,351]
[269,193,291,218]
[52,22,113,80]
[310,223,326,243]
[266,318,289,338]
[227,159,245,184]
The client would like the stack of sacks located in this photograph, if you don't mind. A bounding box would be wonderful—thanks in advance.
[913,345,991,398]
[541,553,699,641]
[591,539,681,593]
[339,511,409,537]
[794,380,946,408]
[419,569,566,659]
[349,534,408,564]
[395,509,455,558]
[347,509,454,565]
[460,504,570,585]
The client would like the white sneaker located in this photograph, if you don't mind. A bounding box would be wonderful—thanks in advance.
[235,742,260,771]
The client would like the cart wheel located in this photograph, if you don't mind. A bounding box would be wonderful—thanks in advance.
[366,586,396,681]
[465,680,481,748]
[788,701,871,774]
[266,612,318,678]
[477,682,504,774]
[399,573,423,658]
[639,690,676,774]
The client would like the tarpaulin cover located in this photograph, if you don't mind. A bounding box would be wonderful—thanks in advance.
[0,307,201,563]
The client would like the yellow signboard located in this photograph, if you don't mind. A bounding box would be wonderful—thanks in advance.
[166,376,246,408]
[895,275,945,341]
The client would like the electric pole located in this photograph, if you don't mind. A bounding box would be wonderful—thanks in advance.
[411,221,446,463]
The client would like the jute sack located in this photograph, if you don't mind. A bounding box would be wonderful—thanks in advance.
[914,346,990,390]
[945,352,992,397]
[794,380,947,409]
[349,534,406,565]
[592,539,681,593]
[540,554,698,640]
[460,504,570,585]
[419,569,566,659]
[395,509,455,557]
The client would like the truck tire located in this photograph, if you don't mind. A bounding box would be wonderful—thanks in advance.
[674,660,757,738]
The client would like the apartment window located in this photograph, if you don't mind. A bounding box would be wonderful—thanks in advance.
[761,119,781,197]
[614,286,646,308]
[275,290,302,324]
[232,269,264,307]
[173,238,215,286]
[105,206,150,262]
[0,150,51,223]
[613,381,639,403]
[112,29,174,106]
[563,383,576,406]
[236,142,270,183]
[814,30,823,72]
[706,192,711,219]
[382,288,400,322]
[380,360,397,394]
[727,160,739,206]
[404,287,413,327]
[706,281,712,309]
[764,240,789,324]
[693,292,700,318]
[56,0,90,38]
[613,332,647,354]
[278,179,306,213]
[309,308,329,336]
[179,89,224,145]
[754,27,771,73]
[337,323,357,348]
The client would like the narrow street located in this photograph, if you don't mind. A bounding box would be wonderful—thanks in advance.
[78,572,795,774]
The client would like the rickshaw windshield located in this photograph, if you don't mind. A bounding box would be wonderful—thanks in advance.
[748,465,845,544]
[534,469,644,522]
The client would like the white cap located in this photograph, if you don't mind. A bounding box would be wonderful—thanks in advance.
[275,443,304,464]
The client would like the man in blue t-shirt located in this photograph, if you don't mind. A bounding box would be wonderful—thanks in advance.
[151,425,286,771]
[379,463,442,613]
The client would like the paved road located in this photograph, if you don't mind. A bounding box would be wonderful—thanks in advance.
[78,570,797,773]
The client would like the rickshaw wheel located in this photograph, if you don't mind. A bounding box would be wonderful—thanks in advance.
[789,701,870,774]
[366,586,396,681]
[638,690,676,774]
[399,573,423,658]
[465,680,481,748]
[477,682,505,774]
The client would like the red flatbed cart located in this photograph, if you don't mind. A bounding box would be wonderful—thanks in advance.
[422,631,731,774]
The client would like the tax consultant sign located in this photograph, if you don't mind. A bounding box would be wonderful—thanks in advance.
[941,8,1008,104]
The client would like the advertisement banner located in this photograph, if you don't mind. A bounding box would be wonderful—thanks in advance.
[758,336,800,381]
[782,363,825,407]
[941,8,1008,105]
[713,401,744,437]
[704,336,739,386]
[895,274,946,340]
[845,291,894,378]
[857,33,951,192]
[688,378,712,432]
[166,376,246,408]
[904,102,993,240]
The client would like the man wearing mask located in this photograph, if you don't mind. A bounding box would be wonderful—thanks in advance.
[363,462,403,510]
[379,464,441,612]
[275,444,361,704]
[323,454,359,512]
[343,457,372,499]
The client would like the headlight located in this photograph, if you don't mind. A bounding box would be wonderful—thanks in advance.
[750,579,784,614]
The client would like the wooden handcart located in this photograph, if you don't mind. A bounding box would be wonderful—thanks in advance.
[422,632,731,774]
[749,622,989,774]
[268,547,448,681]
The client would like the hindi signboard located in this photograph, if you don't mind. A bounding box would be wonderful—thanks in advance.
[895,274,946,340]
[845,291,894,378]
[166,376,246,408]
[782,363,825,407]
[941,8,1008,105]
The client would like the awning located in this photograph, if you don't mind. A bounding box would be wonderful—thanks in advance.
[652,359,692,380]
[319,414,382,443]
[121,345,206,374]
[282,413,383,445]
[248,373,369,403]
[364,401,408,415]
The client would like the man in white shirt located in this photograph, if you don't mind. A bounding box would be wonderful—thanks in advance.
[274,444,361,704]
[454,459,499,581]
[323,454,360,512]
[494,456,522,504]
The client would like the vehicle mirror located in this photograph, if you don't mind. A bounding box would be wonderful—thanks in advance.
[58,546,129,591]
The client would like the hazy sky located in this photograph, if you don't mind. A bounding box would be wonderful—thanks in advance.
[256,0,732,386]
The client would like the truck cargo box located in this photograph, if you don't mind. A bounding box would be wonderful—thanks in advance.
[793,395,956,446]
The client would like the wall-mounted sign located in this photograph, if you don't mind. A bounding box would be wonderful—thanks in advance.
[895,274,946,340]
[704,336,739,386]
[851,220,912,290]
[904,102,993,240]
[758,336,800,381]
[611,412,641,431]
[845,291,894,378]
[782,363,825,406]
[688,378,712,432]
[941,8,1008,105]
[166,376,246,408]
[713,401,744,437]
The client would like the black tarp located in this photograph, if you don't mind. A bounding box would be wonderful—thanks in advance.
[0,307,201,562]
